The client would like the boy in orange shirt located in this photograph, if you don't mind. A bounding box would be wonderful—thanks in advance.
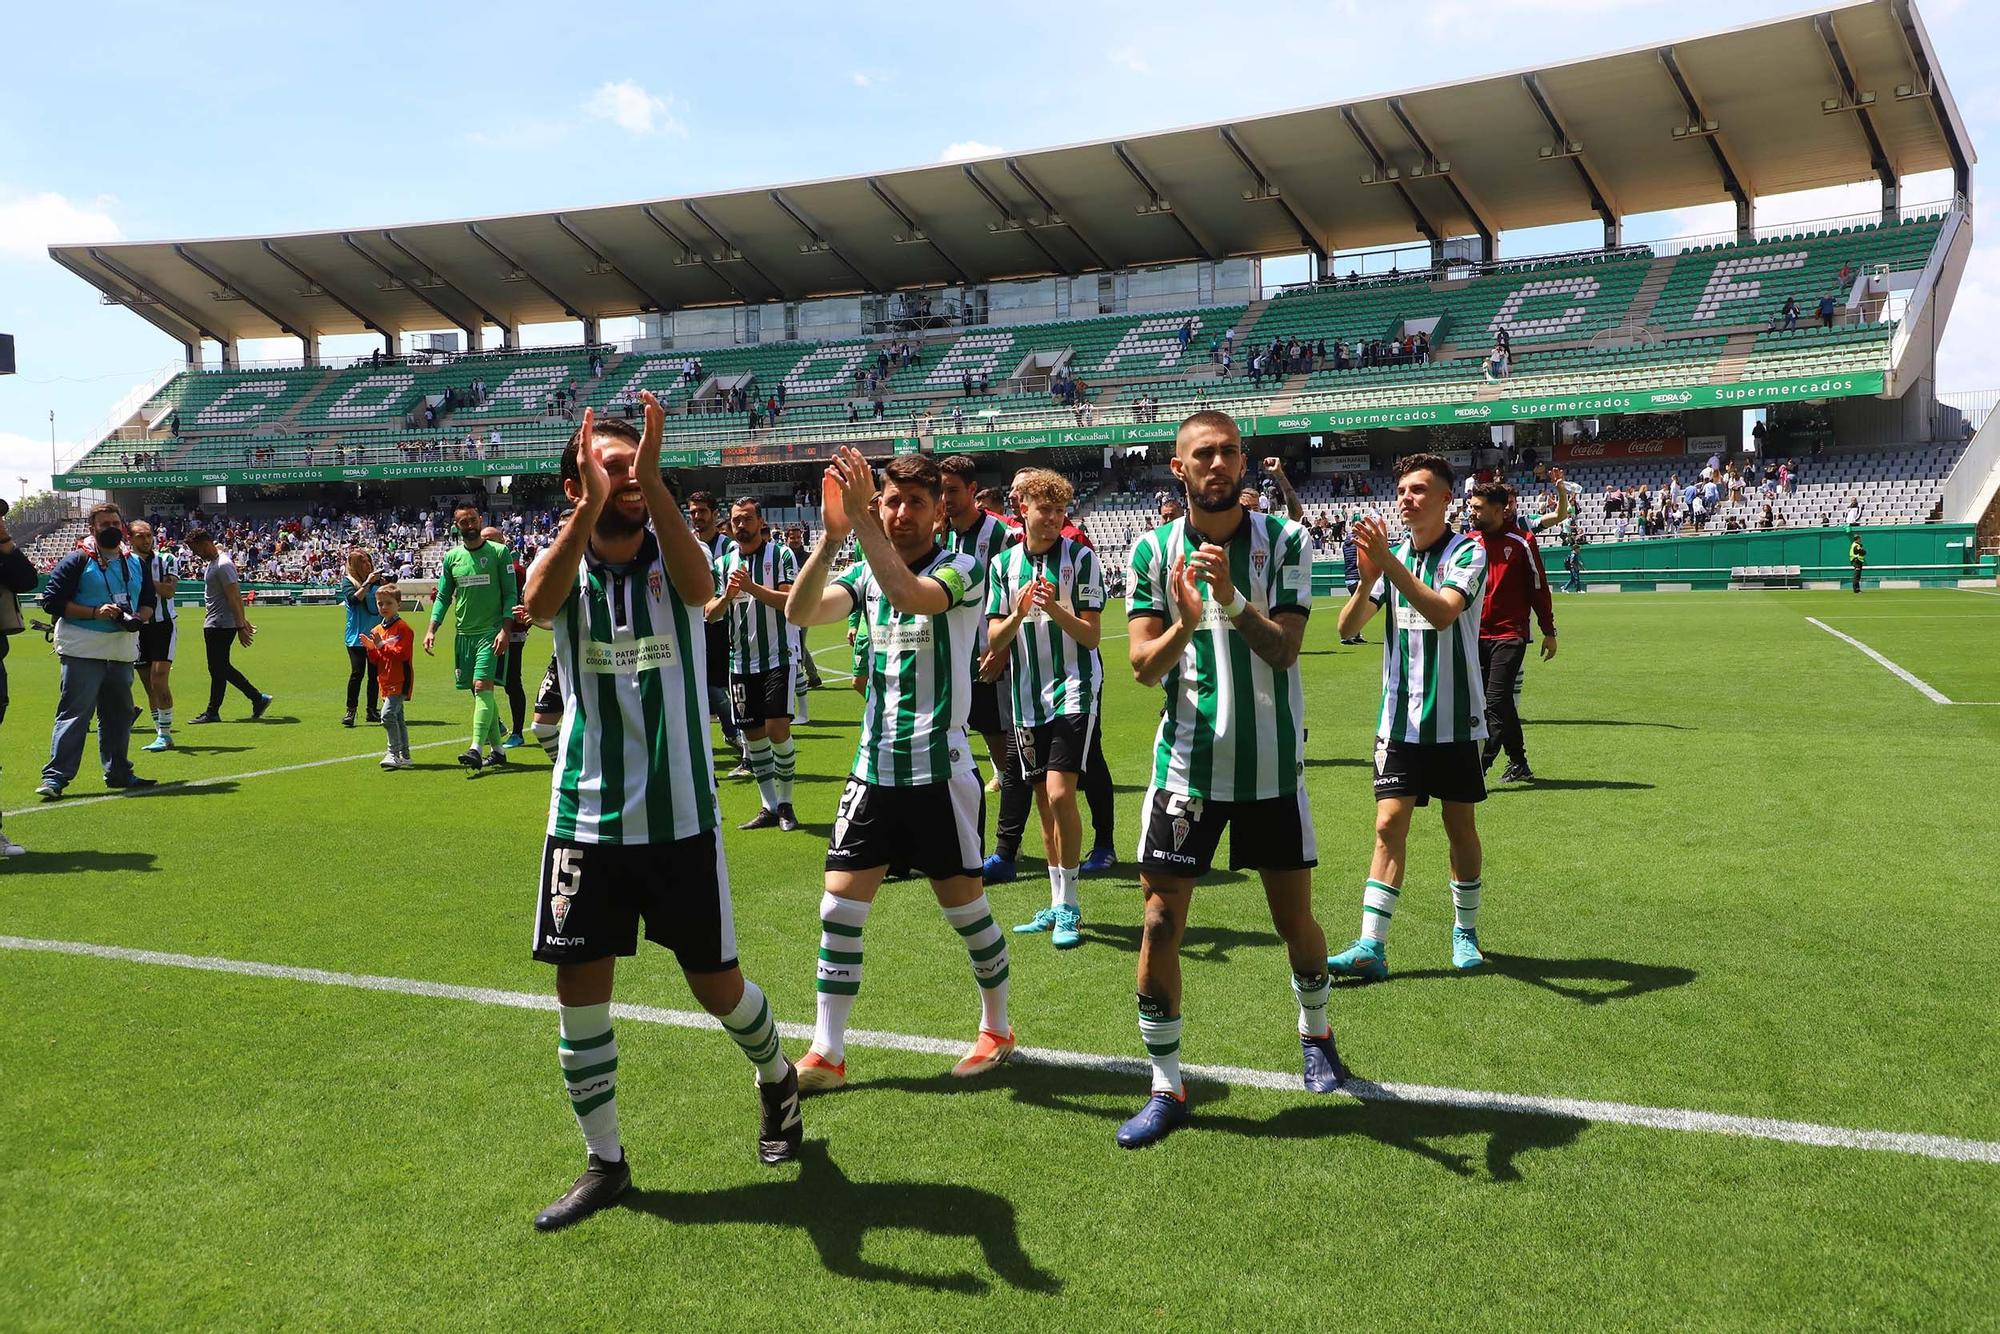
[363,585,416,769]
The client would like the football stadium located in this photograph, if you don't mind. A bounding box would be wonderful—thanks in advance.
[6,0,1998,1325]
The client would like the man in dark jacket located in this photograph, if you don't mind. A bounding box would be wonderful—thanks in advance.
[0,505,41,853]
[36,501,159,801]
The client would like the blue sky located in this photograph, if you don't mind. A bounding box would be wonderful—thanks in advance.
[1,0,1993,490]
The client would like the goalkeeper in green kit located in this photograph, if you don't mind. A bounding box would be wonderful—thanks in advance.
[425,500,519,773]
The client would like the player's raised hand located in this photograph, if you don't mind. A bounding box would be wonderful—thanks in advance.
[819,462,853,544]
[725,566,749,597]
[833,447,877,524]
[1353,515,1389,582]
[637,392,664,474]
[576,417,612,512]
[1169,553,1204,621]
[1187,543,1236,606]
[1262,456,1284,477]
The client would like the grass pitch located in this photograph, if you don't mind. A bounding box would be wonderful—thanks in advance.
[2,588,1996,1328]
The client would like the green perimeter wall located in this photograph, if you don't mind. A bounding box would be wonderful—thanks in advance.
[1309,525,1992,595]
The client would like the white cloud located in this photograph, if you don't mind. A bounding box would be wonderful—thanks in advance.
[583,80,685,138]
[0,432,64,494]
[1935,240,2000,394]
[938,141,1004,163]
[1108,45,1151,74]
[851,71,874,88]
[1419,0,1661,35]
[0,191,122,260]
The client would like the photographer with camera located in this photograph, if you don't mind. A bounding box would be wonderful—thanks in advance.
[0,500,41,851]
[35,501,159,801]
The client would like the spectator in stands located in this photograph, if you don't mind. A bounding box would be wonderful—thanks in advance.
[1760,503,1777,530]
[1485,339,1509,381]
[1158,496,1184,524]
[35,502,159,801]
[963,371,975,398]
[1845,497,1861,528]
[1782,297,1800,331]
[1818,294,1837,329]
[1838,260,1854,288]
[978,371,991,395]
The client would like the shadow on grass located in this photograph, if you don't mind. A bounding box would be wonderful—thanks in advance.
[1529,719,1692,730]
[14,849,160,873]
[159,744,253,755]
[623,1140,1060,1295]
[1386,951,1696,1006]
[81,781,240,803]
[1486,778,1654,793]
[851,1064,1583,1183]
[1304,756,1368,769]
[1077,920,1279,961]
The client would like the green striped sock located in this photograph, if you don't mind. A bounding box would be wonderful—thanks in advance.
[771,737,796,806]
[1138,996,1184,1096]
[1361,878,1400,943]
[1293,970,1331,1038]
[813,892,871,1063]
[557,1002,620,1162]
[747,737,778,810]
[1451,878,1482,930]
[945,894,1010,1035]
[721,979,788,1083]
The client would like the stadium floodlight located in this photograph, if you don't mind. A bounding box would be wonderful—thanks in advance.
[1821,92,1875,114]
[1894,81,1929,100]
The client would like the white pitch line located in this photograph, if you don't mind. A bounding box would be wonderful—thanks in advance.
[1,737,470,819]
[2,934,1995,1167]
[1805,617,1953,704]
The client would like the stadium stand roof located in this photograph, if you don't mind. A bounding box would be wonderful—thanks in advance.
[48,0,1972,352]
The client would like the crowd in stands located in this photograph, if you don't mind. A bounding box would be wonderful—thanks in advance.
[117,453,170,472]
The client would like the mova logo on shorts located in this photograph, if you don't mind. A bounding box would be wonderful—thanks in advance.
[544,935,587,947]
[1154,850,1197,866]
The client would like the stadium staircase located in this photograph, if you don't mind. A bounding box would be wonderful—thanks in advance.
[1707,333,1759,383]
[1621,255,1677,329]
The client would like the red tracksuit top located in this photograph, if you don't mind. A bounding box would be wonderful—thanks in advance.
[1478,521,1556,643]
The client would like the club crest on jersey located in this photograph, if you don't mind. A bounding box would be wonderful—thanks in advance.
[550,894,572,933]
[1252,551,1267,575]
[648,568,663,600]
[1171,815,1190,851]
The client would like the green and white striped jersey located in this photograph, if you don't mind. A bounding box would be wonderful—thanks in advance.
[985,536,1104,726]
[942,511,1016,650]
[544,530,718,844]
[1369,531,1488,744]
[836,546,986,785]
[1128,513,1312,802]
[712,539,797,673]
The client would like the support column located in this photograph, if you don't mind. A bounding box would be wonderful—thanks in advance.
[582,317,601,346]
[1603,216,1624,251]
[1430,237,1446,267]
[1881,176,1901,224]
[221,340,241,370]
[1735,196,1754,243]
[302,336,320,368]
[184,342,202,369]
[501,325,519,350]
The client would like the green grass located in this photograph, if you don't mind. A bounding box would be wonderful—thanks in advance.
[3,588,1997,1328]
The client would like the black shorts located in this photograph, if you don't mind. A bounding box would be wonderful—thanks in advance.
[1372,738,1487,806]
[1138,785,1317,878]
[967,678,1005,735]
[708,624,732,684]
[534,653,562,717]
[825,771,985,881]
[532,831,737,971]
[731,665,794,726]
[1016,713,1097,782]
[137,619,177,665]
